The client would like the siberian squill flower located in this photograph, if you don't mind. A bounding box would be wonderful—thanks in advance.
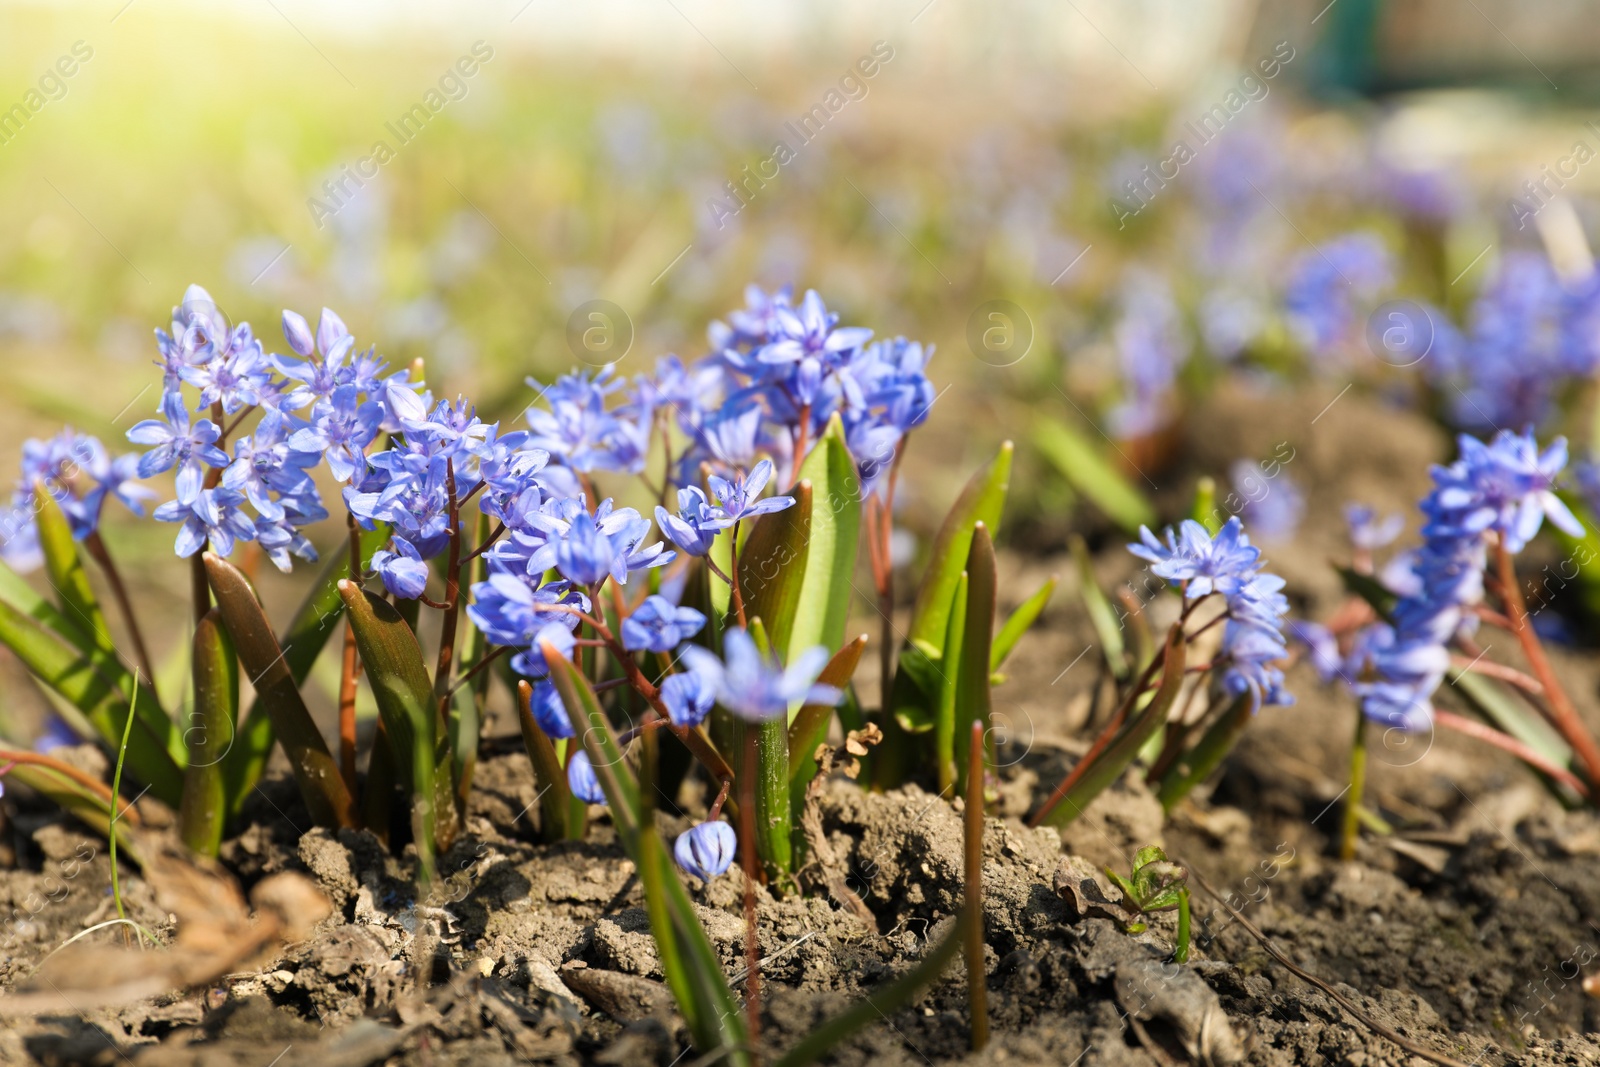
[127,391,230,504]
[654,485,730,557]
[660,670,715,728]
[674,821,737,881]
[289,385,383,482]
[1127,516,1293,710]
[154,486,256,558]
[526,680,573,739]
[707,459,794,524]
[679,628,840,722]
[621,596,706,653]
[567,750,607,805]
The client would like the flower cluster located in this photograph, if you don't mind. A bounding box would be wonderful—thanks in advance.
[1283,233,1392,360]
[692,286,936,494]
[1129,517,1293,709]
[122,286,428,571]
[1108,267,1189,439]
[1305,429,1582,732]
[0,430,152,571]
[1423,252,1600,431]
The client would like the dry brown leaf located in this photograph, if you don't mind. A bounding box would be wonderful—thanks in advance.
[0,838,330,1015]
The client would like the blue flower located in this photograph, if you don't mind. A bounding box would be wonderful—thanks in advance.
[679,628,840,722]
[1345,504,1404,551]
[660,670,715,728]
[154,487,256,558]
[371,538,431,600]
[288,385,383,483]
[221,407,321,522]
[655,485,731,557]
[1129,517,1260,598]
[674,820,737,881]
[621,595,706,653]
[708,459,794,524]
[567,750,607,805]
[760,289,873,365]
[1284,233,1392,358]
[517,620,579,679]
[127,391,229,504]
[525,680,573,740]
[1230,461,1303,543]
[466,570,585,651]
[179,327,273,414]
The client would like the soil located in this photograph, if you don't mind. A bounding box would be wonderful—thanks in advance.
[4,382,1600,1066]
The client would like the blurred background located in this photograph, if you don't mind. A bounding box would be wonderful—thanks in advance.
[5,0,1600,732]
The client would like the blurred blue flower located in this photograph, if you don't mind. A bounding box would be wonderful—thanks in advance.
[674,820,737,880]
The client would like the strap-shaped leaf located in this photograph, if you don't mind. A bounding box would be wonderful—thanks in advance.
[206,554,355,828]
[1072,534,1129,680]
[515,680,584,841]
[935,571,968,794]
[991,573,1056,673]
[955,524,996,792]
[544,648,749,1064]
[1155,693,1252,811]
[738,481,813,659]
[35,491,113,651]
[788,415,861,663]
[339,579,449,885]
[771,914,964,1067]
[908,441,1011,656]
[1033,418,1155,534]
[0,557,178,767]
[543,643,640,842]
[0,594,182,807]
[223,523,390,812]
[179,608,236,857]
[1037,623,1187,828]
[787,633,868,785]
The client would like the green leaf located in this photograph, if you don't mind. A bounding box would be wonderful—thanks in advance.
[787,414,862,664]
[738,482,813,660]
[544,646,640,842]
[1038,624,1187,827]
[907,442,1012,657]
[0,557,179,768]
[1156,694,1252,811]
[205,554,355,829]
[515,680,584,841]
[787,633,869,786]
[1190,476,1221,535]
[223,523,390,814]
[1033,418,1155,534]
[179,608,236,857]
[935,572,968,795]
[0,591,182,807]
[956,524,996,792]
[1072,534,1128,680]
[1449,669,1574,786]
[35,492,113,651]
[991,573,1056,674]
[339,579,451,886]
[771,916,964,1067]
[0,760,144,864]
[542,647,748,1062]
[1336,564,1398,620]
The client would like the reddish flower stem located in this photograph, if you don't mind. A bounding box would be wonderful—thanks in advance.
[1494,540,1600,792]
